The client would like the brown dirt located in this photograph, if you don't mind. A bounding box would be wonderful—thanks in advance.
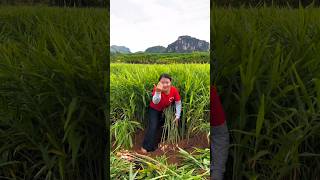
[117,130,209,165]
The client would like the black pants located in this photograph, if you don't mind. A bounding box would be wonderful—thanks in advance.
[142,107,165,152]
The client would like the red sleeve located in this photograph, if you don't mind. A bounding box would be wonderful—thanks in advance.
[210,86,226,126]
[174,87,181,101]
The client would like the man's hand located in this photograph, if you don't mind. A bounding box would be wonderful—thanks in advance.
[154,82,163,92]
[174,117,179,126]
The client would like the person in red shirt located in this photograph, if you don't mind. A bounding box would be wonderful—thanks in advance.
[211,85,229,180]
[141,73,182,153]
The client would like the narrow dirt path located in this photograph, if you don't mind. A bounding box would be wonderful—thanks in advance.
[117,130,209,165]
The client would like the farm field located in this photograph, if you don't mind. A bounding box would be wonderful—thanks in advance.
[110,52,209,64]
[110,63,211,179]
[0,6,108,179]
[212,6,320,179]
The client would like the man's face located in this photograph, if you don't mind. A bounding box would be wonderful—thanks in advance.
[159,78,171,91]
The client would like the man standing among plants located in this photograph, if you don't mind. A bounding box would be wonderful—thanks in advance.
[141,73,182,153]
[211,85,229,180]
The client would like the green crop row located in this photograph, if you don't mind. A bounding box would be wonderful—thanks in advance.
[212,6,320,179]
[0,7,108,179]
[110,52,209,64]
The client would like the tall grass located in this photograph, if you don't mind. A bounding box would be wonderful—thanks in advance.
[111,119,142,150]
[0,7,108,179]
[212,6,320,179]
[110,64,210,142]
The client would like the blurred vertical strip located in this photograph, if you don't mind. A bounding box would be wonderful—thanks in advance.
[0,2,109,179]
[211,2,320,179]
[105,0,110,179]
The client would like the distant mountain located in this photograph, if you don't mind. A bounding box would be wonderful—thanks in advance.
[166,36,209,53]
[145,46,167,53]
[111,45,131,54]
[112,35,209,54]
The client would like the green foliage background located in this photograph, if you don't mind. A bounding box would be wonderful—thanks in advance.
[0,7,108,179]
[110,52,209,64]
[0,0,107,7]
[212,6,320,179]
[213,0,320,8]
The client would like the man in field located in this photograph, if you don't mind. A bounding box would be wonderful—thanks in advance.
[211,86,229,180]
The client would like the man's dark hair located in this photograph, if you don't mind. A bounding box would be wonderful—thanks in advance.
[159,73,172,81]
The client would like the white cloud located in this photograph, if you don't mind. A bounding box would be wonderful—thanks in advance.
[110,0,210,52]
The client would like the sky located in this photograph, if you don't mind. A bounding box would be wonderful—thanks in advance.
[110,0,210,53]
